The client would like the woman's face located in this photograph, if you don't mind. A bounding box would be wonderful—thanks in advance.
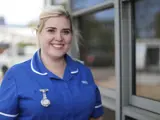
[38,16,72,59]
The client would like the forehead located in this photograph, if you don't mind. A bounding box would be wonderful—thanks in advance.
[44,16,71,29]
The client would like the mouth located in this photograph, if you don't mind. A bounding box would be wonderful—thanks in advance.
[51,44,64,49]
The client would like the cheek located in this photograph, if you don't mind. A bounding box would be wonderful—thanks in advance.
[65,36,72,44]
[39,34,51,46]
[38,36,45,47]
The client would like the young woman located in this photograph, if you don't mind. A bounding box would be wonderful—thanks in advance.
[0,5,103,120]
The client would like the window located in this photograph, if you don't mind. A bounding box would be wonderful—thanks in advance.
[134,0,160,102]
[131,0,160,114]
[79,8,115,89]
[71,0,107,11]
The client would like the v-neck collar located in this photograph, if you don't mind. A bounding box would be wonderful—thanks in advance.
[30,49,79,81]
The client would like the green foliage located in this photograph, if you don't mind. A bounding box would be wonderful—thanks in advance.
[17,42,35,48]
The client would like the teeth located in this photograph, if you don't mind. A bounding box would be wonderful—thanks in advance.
[52,44,63,48]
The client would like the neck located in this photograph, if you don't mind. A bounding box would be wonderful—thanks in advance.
[40,51,66,78]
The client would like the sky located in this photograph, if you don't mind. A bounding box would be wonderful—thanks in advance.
[0,0,43,25]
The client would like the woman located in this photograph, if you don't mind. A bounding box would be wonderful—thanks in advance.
[0,5,104,120]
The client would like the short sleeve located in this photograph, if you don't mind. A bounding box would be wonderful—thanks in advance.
[0,70,19,119]
[90,86,104,118]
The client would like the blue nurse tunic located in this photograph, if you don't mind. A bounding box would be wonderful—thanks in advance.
[0,51,104,120]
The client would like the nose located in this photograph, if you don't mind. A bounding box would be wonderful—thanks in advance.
[55,32,62,41]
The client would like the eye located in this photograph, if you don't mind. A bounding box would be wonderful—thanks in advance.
[62,30,71,35]
[47,29,55,33]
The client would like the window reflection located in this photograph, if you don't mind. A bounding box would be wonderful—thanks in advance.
[135,0,160,101]
[79,8,115,89]
[72,0,106,11]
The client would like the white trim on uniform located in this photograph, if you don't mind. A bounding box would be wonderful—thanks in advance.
[81,81,88,84]
[0,112,19,117]
[30,58,48,76]
[95,104,102,109]
[71,69,79,74]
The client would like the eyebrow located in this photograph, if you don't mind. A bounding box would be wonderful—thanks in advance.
[63,28,71,31]
[45,27,71,31]
[45,27,56,29]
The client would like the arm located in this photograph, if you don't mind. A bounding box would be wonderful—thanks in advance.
[87,69,104,120]
[89,86,104,120]
[0,69,19,119]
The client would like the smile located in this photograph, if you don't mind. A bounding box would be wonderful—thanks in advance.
[52,44,64,49]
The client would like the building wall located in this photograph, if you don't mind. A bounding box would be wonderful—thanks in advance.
[70,0,160,120]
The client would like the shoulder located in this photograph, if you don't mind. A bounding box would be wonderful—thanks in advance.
[73,58,91,72]
[72,58,84,64]
[4,59,31,77]
[72,58,95,82]
[1,59,31,87]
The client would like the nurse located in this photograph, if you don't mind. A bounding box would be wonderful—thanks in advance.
[0,5,104,120]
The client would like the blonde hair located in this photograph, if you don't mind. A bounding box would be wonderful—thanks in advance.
[36,5,73,33]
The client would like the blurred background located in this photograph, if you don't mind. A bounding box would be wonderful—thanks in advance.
[0,0,43,79]
[0,0,160,120]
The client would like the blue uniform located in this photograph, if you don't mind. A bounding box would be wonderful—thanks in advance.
[0,51,104,120]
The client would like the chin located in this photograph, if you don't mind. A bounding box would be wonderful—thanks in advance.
[47,47,70,58]
[49,51,66,59]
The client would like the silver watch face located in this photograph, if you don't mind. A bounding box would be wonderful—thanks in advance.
[41,99,51,107]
